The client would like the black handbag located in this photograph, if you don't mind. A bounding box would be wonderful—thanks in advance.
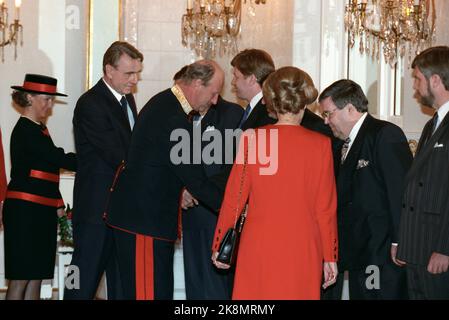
[216,146,248,266]
[216,205,247,265]
[216,227,238,265]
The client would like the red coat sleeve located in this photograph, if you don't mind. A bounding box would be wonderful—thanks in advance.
[0,128,7,202]
[314,138,338,262]
[212,131,253,253]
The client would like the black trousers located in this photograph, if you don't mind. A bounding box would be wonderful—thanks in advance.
[322,261,408,300]
[406,263,449,299]
[183,227,233,300]
[112,228,175,300]
[64,222,122,300]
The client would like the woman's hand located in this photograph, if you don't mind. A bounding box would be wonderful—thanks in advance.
[211,251,231,270]
[57,207,65,218]
[322,261,338,289]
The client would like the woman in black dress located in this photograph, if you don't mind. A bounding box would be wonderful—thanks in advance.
[3,74,77,300]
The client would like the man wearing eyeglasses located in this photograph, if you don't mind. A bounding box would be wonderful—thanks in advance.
[319,79,412,300]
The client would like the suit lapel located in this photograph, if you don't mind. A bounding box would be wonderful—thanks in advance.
[241,101,260,131]
[337,114,373,189]
[201,105,217,133]
[340,115,372,170]
[96,80,133,133]
[406,113,449,182]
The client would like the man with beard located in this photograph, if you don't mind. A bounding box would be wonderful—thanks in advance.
[395,46,449,299]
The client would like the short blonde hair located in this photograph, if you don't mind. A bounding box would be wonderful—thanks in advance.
[262,66,318,115]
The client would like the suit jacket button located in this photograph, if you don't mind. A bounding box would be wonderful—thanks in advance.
[419,182,423,187]
[402,204,406,209]
[410,206,414,212]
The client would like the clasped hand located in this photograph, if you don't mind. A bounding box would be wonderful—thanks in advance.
[181,189,199,210]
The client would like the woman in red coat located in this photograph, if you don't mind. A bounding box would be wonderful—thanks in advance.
[212,67,338,299]
[0,127,7,229]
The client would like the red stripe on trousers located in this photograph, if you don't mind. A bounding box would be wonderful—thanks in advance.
[135,234,154,300]
[177,188,185,240]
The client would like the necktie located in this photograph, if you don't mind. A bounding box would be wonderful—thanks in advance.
[422,113,439,148]
[431,112,439,135]
[340,137,351,164]
[187,110,200,123]
[238,105,251,129]
[120,96,130,123]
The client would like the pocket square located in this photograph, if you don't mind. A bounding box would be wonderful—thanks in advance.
[434,142,444,148]
[205,125,215,132]
[356,159,370,170]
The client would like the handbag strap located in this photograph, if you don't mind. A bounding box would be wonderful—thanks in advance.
[233,137,249,229]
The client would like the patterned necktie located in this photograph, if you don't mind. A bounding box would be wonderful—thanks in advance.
[340,137,351,164]
[120,96,130,123]
[187,110,200,123]
[238,105,251,129]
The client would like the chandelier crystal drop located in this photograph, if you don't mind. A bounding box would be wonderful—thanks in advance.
[182,0,266,59]
[344,0,436,67]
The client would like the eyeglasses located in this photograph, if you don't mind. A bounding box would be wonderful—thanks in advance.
[321,108,338,119]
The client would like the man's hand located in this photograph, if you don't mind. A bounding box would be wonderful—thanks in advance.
[427,252,449,274]
[391,244,406,266]
[181,189,199,210]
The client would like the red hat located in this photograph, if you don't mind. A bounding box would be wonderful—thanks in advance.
[11,74,67,97]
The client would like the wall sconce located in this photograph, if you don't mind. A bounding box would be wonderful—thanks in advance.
[0,0,23,63]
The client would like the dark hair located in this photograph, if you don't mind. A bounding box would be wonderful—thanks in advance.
[231,49,275,85]
[103,41,144,74]
[262,67,318,115]
[412,46,449,91]
[177,61,216,86]
[173,65,188,81]
[318,79,368,112]
[12,90,33,108]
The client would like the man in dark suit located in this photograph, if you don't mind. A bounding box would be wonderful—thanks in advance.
[230,49,334,139]
[171,66,242,299]
[105,60,227,300]
[182,95,243,300]
[395,46,449,299]
[230,49,276,129]
[66,41,143,299]
[319,79,412,299]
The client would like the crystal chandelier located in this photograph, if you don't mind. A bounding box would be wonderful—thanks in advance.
[182,0,266,59]
[0,0,23,63]
[344,0,436,67]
